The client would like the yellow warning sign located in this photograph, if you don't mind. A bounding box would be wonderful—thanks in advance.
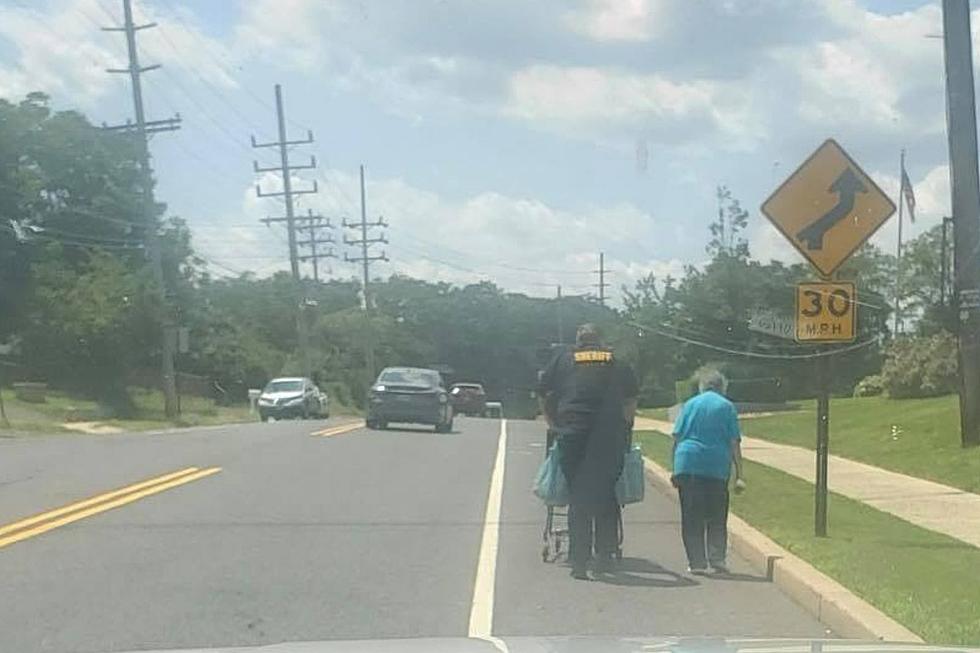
[762,140,896,277]
[796,282,857,343]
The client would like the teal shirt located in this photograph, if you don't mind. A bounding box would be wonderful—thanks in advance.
[672,390,741,480]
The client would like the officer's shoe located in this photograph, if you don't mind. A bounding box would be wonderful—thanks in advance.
[570,566,590,581]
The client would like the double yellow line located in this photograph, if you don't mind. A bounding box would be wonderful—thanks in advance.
[311,421,365,438]
[0,466,222,550]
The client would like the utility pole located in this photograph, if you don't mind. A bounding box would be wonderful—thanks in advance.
[252,84,318,380]
[594,252,610,305]
[344,165,388,389]
[102,0,181,418]
[296,210,336,282]
[942,0,980,448]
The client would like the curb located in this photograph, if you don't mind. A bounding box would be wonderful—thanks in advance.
[642,456,923,643]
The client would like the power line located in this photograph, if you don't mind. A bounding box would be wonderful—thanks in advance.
[627,318,880,360]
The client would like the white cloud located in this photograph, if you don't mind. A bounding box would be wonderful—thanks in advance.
[564,0,659,42]
[0,0,120,106]
[503,64,765,147]
[199,168,680,301]
[785,2,945,137]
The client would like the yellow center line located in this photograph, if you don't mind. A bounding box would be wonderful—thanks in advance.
[0,466,222,551]
[311,421,365,437]
[0,467,200,538]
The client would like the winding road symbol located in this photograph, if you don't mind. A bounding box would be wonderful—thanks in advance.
[796,168,868,250]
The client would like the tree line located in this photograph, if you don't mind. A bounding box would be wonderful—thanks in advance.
[0,93,955,416]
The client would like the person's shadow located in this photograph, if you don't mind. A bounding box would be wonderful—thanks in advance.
[591,557,698,587]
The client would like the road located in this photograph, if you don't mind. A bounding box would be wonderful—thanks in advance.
[0,416,828,652]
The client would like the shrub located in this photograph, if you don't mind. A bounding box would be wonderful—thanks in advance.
[881,332,958,399]
[853,374,886,398]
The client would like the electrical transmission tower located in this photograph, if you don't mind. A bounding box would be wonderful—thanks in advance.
[296,210,336,282]
[102,0,182,418]
[594,251,611,305]
[252,84,318,379]
[344,165,389,387]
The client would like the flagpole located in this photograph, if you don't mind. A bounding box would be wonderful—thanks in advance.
[894,149,906,336]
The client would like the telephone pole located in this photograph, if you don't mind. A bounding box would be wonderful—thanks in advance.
[594,252,610,305]
[344,165,388,388]
[942,0,980,447]
[296,210,336,282]
[102,0,182,418]
[252,84,318,380]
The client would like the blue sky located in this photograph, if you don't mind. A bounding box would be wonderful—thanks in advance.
[0,0,964,300]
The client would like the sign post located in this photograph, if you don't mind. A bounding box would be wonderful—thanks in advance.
[762,139,895,537]
[815,354,830,537]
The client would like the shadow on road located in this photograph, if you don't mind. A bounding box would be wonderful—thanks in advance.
[593,557,698,588]
[380,426,461,435]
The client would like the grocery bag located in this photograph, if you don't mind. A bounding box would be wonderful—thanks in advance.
[615,444,645,505]
[533,443,569,507]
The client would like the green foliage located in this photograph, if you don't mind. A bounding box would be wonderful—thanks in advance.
[20,247,154,412]
[882,332,958,399]
[853,374,886,398]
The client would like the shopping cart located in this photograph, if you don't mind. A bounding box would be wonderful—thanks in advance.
[541,428,569,563]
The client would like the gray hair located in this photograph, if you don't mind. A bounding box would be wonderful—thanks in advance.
[698,368,728,393]
[576,323,602,347]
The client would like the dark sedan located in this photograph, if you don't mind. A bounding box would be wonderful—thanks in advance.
[366,367,454,432]
[449,382,487,416]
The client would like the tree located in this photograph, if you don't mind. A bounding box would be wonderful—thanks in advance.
[19,247,154,411]
[899,224,955,335]
[707,186,749,260]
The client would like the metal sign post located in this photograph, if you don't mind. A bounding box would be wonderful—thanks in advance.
[814,352,830,537]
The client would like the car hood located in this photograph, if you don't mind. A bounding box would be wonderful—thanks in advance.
[112,637,980,653]
[260,392,304,401]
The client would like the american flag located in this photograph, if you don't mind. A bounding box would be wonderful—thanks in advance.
[901,164,916,222]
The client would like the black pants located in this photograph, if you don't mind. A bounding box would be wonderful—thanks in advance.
[675,474,729,568]
[568,495,620,570]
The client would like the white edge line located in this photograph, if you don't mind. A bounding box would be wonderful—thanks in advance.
[468,418,509,653]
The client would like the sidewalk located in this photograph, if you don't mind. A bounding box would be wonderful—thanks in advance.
[635,417,980,550]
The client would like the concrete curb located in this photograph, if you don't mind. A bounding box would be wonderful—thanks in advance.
[642,456,923,643]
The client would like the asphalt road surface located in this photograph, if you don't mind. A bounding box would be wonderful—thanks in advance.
[0,416,827,653]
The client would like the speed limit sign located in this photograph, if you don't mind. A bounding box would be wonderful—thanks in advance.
[795,281,856,343]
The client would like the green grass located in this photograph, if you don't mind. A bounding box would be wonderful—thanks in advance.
[742,395,980,494]
[635,429,980,645]
[0,387,254,435]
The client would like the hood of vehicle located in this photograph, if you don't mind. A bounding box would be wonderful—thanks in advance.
[260,391,304,401]
[112,637,980,653]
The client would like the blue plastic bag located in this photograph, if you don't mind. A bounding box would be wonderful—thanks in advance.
[616,444,645,505]
[533,444,569,507]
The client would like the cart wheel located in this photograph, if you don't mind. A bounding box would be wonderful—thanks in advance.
[541,545,549,562]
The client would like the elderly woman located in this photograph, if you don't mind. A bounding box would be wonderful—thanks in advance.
[671,369,745,575]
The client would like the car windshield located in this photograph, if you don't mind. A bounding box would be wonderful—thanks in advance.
[4,0,980,650]
[264,380,303,393]
[379,370,438,387]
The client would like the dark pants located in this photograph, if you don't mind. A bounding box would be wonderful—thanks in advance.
[675,474,729,568]
[568,494,620,571]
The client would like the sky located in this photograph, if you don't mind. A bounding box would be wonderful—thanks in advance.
[0,0,968,302]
